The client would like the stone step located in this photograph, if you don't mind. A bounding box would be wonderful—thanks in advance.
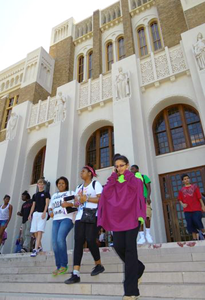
[0,271,205,284]
[1,260,205,274]
[0,293,197,300]
[1,240,205,262]
[0,282,204,299]
[0,251,205,267]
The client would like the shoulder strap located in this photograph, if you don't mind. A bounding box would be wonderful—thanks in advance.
[92,180,96,190]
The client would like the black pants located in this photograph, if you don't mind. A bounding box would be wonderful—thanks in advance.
[74,220,101,266]
[113,226,144,297]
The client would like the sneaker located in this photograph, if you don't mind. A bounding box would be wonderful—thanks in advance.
[137,236,146,245]
[146,233,154,244]
[52,269,59,277]
[37,247,43,252]
[91,264,105,276]
[64,273,80,284]
[30,249,37,257]
[58,266,68,275]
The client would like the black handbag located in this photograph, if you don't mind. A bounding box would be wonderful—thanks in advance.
[81,207,97,223]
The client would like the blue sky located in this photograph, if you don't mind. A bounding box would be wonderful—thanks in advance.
[0,0,117,71]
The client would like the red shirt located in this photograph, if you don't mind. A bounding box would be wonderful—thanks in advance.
[178,184,202,212]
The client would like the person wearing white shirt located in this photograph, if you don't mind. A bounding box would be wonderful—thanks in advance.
[49,176,75,276]
[65,164,105,284]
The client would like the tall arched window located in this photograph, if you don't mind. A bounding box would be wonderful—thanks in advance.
[153,104,205,155]
[137,27,148,57]
[150,21,162,51]
[78,55,84,83]
[86,126,114,169]
[106,42,113,71]
[31,146,46,184]
[87,50,93,79]
[117,37,125,60]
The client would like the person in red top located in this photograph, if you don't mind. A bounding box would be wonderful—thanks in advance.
[178,174,205,240]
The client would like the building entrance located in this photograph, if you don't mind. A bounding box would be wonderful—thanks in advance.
[159,166,205,242]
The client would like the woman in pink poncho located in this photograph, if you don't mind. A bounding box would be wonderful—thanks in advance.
[98,155,146,300]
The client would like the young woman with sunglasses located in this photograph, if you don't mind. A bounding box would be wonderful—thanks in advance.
[98,155,146,300]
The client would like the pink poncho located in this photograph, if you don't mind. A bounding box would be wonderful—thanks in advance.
[97,170,146,232]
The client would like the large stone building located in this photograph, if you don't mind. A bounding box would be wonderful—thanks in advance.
[0,0,205,253]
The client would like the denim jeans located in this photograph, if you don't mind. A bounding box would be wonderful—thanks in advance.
[52,218,73,269]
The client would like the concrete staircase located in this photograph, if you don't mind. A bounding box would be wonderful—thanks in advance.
[0,241,205,300]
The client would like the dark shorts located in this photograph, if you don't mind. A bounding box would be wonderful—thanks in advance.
[0,220,8,227]
[184,211,204,234]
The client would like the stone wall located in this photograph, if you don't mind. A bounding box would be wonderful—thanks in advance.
[49,36,74,96]
[184,2,205,29]
[121,0,135,57]
[18,82,50,105]
[93,10,102,79]
[155,0,188,48]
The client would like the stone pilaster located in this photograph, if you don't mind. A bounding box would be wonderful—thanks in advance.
[49,36,75,96]
[93,10,102,79]
[155,0,187,48]
[121,0,135,57]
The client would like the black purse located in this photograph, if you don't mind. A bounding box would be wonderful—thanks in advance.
[81,207,97,223]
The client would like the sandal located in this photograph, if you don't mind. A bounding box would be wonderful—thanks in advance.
[52,269,59,277]
[58,266,68,275]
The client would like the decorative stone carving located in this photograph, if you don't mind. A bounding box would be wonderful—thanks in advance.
[53,92,66,123]
[6,112,18,141]
[115,67,130,100]
[102,74,112,100]
[193,33,205,70]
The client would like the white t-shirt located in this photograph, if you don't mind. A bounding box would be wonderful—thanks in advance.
[49,191,75,221]
[75,180,103,221]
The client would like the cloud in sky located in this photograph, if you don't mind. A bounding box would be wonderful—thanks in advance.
[0,0,117,71]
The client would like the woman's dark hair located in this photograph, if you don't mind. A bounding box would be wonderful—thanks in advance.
[114,154,129,165]
[112,153,121,165]
[4,195,10,200]
[83,163,96,179]
[56,176,69,191]
[22,190,31,200]
[181,174,189,181]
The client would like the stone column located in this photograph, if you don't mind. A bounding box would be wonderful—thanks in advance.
[121,0,135,57]
[93,10,102,79]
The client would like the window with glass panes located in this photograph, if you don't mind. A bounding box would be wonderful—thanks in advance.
[78,55,84,83]
[88,51,93,79]
[107,42,113,71]
[153,104,205,155]
[137,27,148,57]
[31,146,46,184]
[118,37,125,60]
[150,21,162,51]
[86,127,114,169]
[2,95,19,129]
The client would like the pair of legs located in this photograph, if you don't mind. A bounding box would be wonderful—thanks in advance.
[113,225,144,297]
[22,220,31,251]
[138,204,153,244]
[73,220,102,271]
[52,218,73,269]
[184,211,205,240]
[34,231,43,249]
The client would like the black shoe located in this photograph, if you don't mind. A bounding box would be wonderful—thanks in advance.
[91,264,105,276]
[64,273,80,284]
